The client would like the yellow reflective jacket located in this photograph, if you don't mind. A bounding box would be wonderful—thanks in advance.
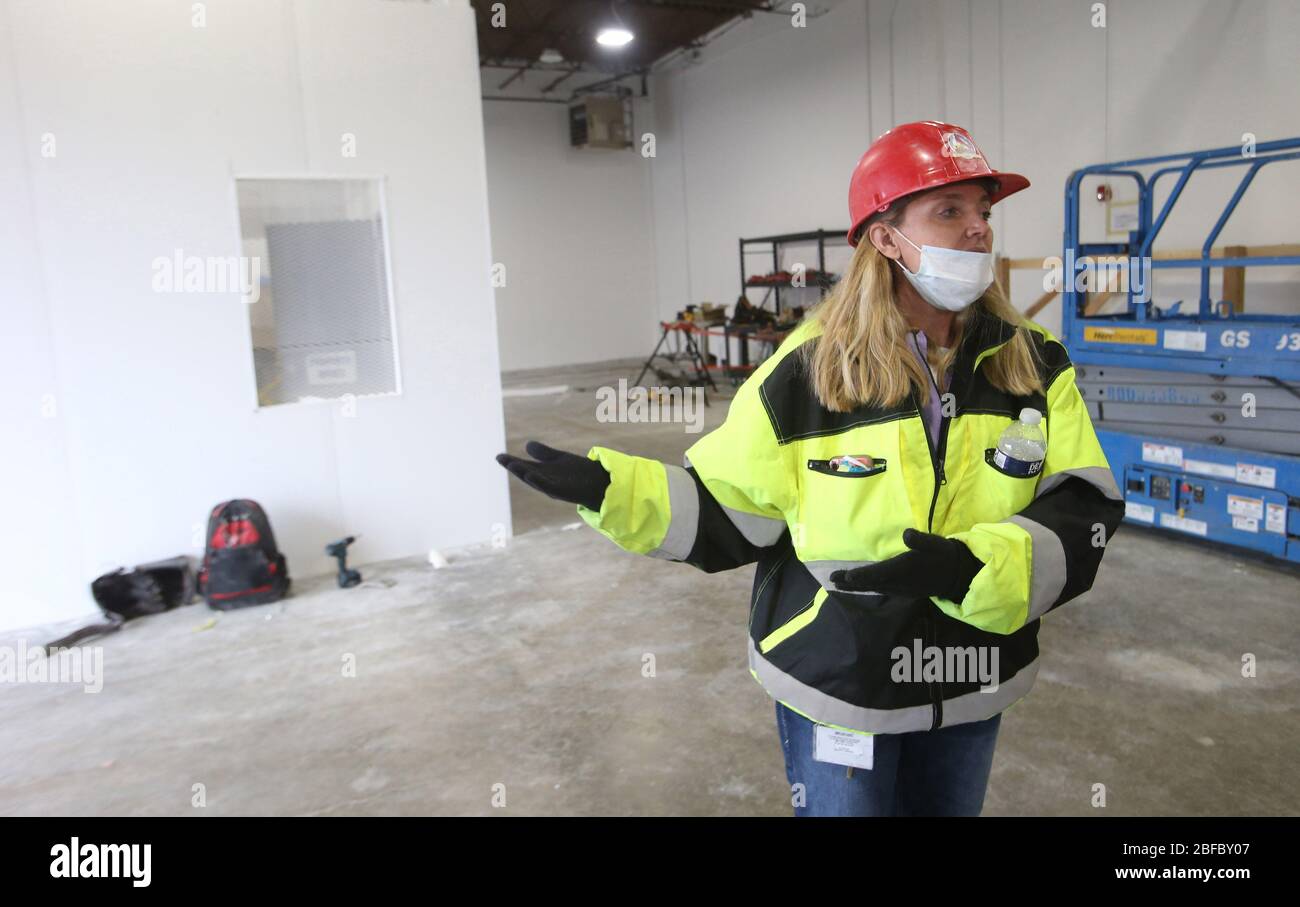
[578,306,1125,735]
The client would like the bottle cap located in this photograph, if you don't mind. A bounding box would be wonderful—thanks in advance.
[1019,407,1042,425]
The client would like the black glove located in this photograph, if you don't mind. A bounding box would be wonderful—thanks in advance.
[829,528,985,602]
[495,440,611,511]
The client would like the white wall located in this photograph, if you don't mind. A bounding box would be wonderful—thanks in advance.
[0,0,510,632]
[647,0,869,355]
[483,95,661,371]
[648,0,1300,335]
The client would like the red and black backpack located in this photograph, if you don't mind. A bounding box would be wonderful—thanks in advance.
[198,499,290,609]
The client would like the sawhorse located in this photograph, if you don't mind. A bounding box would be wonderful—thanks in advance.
[633,321,718,399]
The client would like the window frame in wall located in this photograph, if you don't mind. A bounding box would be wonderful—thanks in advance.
[231,174,404,411]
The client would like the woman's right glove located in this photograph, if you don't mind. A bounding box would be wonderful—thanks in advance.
[495,440,611,511]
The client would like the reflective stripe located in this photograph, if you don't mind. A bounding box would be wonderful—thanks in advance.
[941,656,1040,724]
[720,503,787,547]
[805,560,888,599]
[749,636,1039,734]
[684,452,788,548]
[1006,514,1068,620]
[647,464,700,561]
[1036,465,1122,502]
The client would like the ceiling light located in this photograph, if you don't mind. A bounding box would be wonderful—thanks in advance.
[539,48,564,64]
[595,28,634,48]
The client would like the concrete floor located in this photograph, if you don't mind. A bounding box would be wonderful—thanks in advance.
[2,358,1298,815]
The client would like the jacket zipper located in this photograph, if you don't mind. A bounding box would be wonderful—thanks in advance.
[910,319,1014,727]
[911,330,949,730]
[911,331,950,527]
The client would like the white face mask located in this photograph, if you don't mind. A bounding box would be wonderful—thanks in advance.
[891,227,994,312]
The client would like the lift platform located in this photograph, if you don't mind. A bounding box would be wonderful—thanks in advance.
[1061,137,1300,563]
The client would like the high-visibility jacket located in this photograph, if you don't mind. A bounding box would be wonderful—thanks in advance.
[578,306,1126,735]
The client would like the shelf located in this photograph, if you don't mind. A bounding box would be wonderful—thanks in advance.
[745,272,838,287]
[738,229,849,318]
[724,228,849,381]
[740,228,852,246]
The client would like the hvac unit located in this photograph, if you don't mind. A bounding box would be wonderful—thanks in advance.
[569,95,631,150]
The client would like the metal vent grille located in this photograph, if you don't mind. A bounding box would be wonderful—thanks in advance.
[235,178,399,407]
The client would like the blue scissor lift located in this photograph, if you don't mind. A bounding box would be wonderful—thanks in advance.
[1061,137,1300,564]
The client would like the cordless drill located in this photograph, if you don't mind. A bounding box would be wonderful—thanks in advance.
[325,537,361,588]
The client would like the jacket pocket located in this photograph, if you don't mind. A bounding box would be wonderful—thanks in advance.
[758,587,829,654]
[806,455,887,478]
[984,447,1043,479]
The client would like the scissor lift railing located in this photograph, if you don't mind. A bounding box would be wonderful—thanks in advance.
[1061,138,1300,563]
[1063,136,1300,378]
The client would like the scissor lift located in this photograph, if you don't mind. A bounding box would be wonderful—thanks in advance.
[1062,137,1300,563]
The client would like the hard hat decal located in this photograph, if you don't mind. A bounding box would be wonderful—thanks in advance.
[941,131,982,160]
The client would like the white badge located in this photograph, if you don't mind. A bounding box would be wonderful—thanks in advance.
[812,724,874,770]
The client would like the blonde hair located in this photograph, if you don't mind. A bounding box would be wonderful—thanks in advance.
[801,207,1043,412]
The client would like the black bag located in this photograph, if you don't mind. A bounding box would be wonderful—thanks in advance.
[198,499,290,610]
[45,556,196,651]
[94,556,196,619]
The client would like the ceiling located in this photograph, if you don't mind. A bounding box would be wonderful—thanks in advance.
[475,0,779,90]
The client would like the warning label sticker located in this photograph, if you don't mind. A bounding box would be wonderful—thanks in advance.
[1142,442,1184,467]
[1163,330,1207,352]
[1125,501,1155,523]
[1266,503,1287,534]
[1184,458,1235,480]
[1236,462,1277,489]
[1227,495,1265,521]
[1160,513,1207,536]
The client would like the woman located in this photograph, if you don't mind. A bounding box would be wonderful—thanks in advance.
[496,121,1126,816]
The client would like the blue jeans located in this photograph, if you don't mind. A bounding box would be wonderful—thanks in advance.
[776,701,1001,816]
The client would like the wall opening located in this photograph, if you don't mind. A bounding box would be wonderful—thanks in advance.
[234,177,400,407]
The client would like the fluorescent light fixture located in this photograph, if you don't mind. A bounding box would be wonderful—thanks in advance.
[595,27,634,47]
[539,47,564,64]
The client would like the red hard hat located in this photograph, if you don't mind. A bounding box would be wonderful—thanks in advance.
[847,121,1029,246]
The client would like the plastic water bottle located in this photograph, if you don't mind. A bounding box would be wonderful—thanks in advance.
[993,408,1046,477]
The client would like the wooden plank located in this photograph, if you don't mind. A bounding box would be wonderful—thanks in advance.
[1002,243,1300,271]
[1023,290,1058,319]
[1223,245,1246,313]
[1084,291,1115,316]
[996,255,1011,293]
[1163,242,1300,259]
[1005,257,1050,269]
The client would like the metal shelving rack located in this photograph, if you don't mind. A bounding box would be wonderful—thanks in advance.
[738,228,848,317]
[696,228,849,383]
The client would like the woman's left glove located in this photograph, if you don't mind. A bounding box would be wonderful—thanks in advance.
[495,440,611,511]
[829,528,984,602]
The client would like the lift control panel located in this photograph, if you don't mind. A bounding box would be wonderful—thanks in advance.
[1118,440,1295,560]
